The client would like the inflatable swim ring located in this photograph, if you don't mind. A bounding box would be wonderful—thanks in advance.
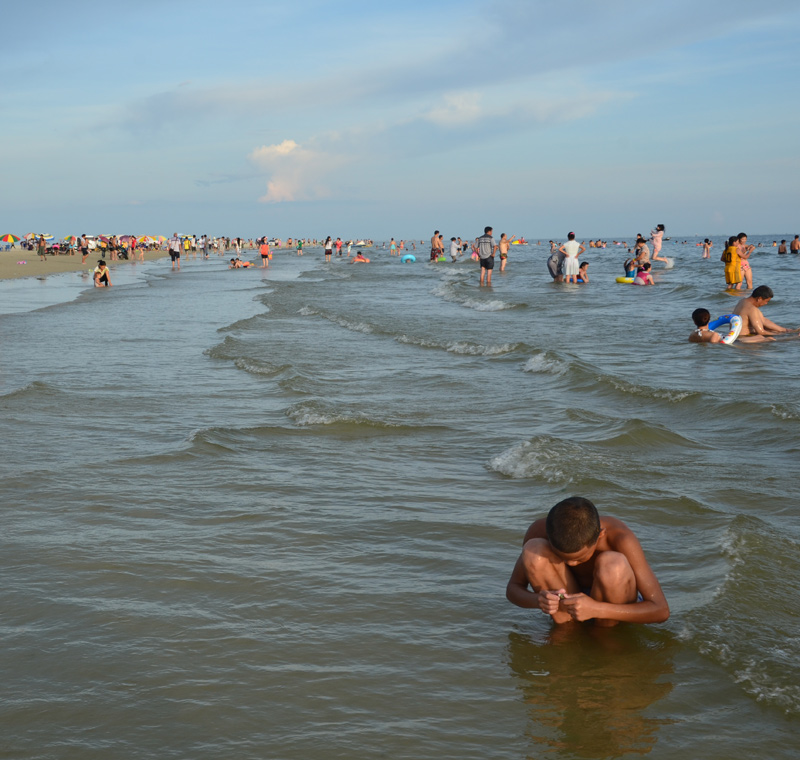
[615,276,634,284]
[707,314,742,345]
[400,254,415,263]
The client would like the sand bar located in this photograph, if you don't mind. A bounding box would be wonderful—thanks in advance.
[0,248,169,281]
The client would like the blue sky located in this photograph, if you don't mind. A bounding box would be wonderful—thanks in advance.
[2,0,799,238]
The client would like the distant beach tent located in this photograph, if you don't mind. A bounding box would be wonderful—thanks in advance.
[0,234,20,243]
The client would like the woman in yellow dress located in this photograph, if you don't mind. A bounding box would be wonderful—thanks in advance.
[722,236,741,290]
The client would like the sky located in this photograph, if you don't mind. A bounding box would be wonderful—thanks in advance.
[2,0,799,238]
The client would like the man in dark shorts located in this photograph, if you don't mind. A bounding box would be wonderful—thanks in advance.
[476,226,498,285]
[80,234,90,264]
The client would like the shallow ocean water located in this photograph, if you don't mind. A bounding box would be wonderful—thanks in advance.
[1,239,799,759]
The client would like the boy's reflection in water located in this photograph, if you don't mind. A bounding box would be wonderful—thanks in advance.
[507,624,676,757]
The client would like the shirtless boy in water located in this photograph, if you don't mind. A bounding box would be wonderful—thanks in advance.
[734,286,798,337]
[506,497,669,626]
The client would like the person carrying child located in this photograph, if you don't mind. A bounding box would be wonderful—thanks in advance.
[506,496,669,626]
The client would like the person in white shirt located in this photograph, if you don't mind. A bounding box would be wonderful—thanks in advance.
[450,237,459,262]
[558,232,585,284]
[168,233,181,270]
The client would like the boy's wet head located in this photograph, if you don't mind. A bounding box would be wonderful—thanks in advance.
[692,308,710,327]
[546,496,601,553]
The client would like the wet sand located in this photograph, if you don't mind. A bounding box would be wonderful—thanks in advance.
[0,248,168,280]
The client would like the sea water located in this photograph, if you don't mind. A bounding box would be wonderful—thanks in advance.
[1,239,799,759]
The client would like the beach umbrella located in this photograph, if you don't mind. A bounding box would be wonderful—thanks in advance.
[156,235,167,243]
[0,233,20,243]
[63,235,77,244]
[137,235,155,243]
[119,235,136,242]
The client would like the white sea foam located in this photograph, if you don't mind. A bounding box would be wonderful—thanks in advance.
[233,358,288,376]
[431,282,519,311]
[460,298,517,312]
[606,376,694,402]
[298,305,317,316]
[523,354,568,375]
[330,316,373,334]
[771,404,800,420]
[489,439,580,483]
[446,341,516,356]
[395,335,515,355]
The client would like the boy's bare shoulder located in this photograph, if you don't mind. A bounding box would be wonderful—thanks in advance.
[599,516,641,545]
[522,517,548,544]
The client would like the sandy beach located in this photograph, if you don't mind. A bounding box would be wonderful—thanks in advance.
[0,248,169,281]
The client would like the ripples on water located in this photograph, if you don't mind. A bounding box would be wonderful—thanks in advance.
[1,241,799,759]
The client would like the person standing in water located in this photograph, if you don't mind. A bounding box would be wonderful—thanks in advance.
[498,233,511,272]
[559,232,584,284]
[721,236,742,290]
[702,239,712,259]
[450,237,459,262]
[650,224,668,264]
[430,230,443,262]
[736,233,754,290]
[476,226,497,286]
[259,238,271,268]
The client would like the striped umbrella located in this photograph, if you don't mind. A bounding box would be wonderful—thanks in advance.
[24,233,54,240]
[137,236,155,244]
[63,235,78,244]
[1,233,20,243]
[119,235,136,242]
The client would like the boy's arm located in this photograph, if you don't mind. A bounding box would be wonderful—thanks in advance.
[506,554,540,608]
[505,553,562,615]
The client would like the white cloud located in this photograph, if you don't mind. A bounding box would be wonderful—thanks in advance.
[248,139,348,203]
[424,92,483,126]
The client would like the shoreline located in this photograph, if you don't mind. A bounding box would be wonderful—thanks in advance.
[0,248,170,282]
